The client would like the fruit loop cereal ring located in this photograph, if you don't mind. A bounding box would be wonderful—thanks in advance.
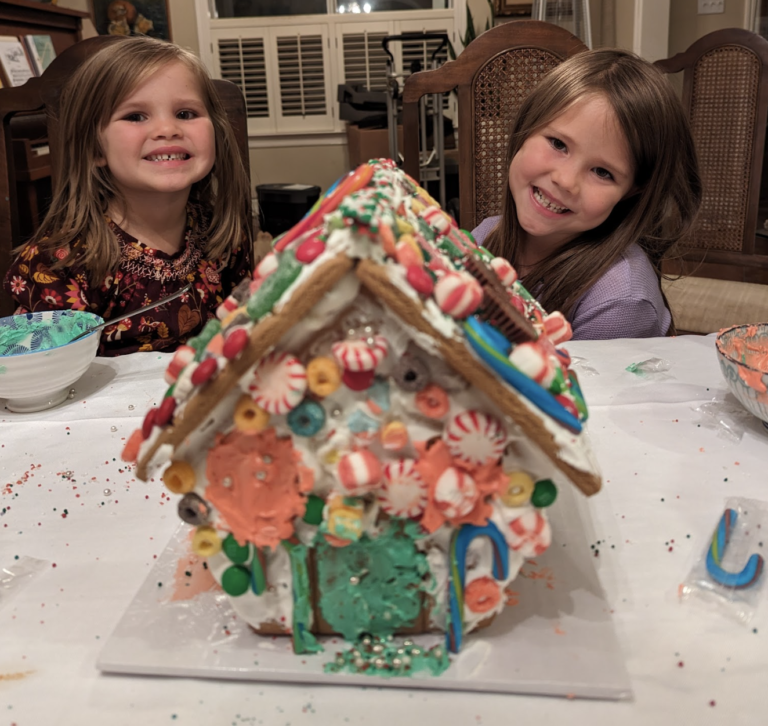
[246,351,307,415]
[306,356,342,397]
[464,576,502,614]
[178,492,211,526]
[379,222,397,257]
[500,471,535,507]
[508,341,557,388]
[380,420,409,451]
[233,393,270,432]
[415,383,450,419]
[444,410,507,467]
[287,400,326,437]
[434,271,483,318]
[434,467,478,519]
[379,458,428,518]
[331,335,388,372]
[506,510,552,557]
[490,257,518,287]
[192,526,222,557]
[393,355,430,392]
[163,460,197,494]
[337,450,383,495]
[164,344,195,384]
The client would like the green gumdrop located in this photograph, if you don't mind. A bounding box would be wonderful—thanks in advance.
[437,237,463,260]
[531,479,558,508]
[246,250,302,321]
[222,533,250,564]
[221,565,251,596]
[303,494,325,525]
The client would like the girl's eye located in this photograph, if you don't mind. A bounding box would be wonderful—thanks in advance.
[177,110,198,120]
[594,167,614,181]
[548,137,567,152]
[124,113,146,122]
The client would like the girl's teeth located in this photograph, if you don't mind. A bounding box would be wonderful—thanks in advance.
[147,153,188,161]
[534,187,567,213]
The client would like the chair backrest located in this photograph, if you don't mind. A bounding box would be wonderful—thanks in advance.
[0,35,251,317]
[654,28,768,283]
[402,20,587,232]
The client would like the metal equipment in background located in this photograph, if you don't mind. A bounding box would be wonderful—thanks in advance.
[382,32,451,208]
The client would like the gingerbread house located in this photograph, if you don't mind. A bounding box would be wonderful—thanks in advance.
[124,159,601,673]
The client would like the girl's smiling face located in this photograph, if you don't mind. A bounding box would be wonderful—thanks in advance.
[98,60,215,205]
[508,93,636,260]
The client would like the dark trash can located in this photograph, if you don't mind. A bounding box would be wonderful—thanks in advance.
[256,183,321,236]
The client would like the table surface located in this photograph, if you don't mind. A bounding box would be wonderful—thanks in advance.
[2,335,767,726]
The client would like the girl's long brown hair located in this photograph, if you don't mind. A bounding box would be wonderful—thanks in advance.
[28,36,251,282]
[483,49,702,321]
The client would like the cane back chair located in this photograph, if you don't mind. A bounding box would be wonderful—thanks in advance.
[402,19,587,232]
[655,28,768,284]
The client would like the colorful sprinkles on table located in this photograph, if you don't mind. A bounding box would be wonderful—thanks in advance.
[121,158,602,671]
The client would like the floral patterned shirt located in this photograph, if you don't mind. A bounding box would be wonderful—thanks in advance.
[3,204,251,356]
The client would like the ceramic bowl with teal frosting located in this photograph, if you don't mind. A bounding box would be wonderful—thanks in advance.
[0,310,103,413]
[715,323,768,431]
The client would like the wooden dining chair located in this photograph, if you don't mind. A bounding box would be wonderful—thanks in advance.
[0,34,251,318]
[655,28,768,284]
[401,19,587,232]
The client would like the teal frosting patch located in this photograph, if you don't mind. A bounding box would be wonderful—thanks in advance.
[315,520,429,641]
[0,310,102,356]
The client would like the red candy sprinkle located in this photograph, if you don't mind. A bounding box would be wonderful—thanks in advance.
[223,327,249,360]
[141,408,157,440]
[191,357,218,386]
[342,368,375,391]
[155,396,177,427]
[296,237,326,264]
[406,265,434,295]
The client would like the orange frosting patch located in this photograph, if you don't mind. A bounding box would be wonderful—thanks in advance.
[171,551,220,601]
[414,439,505,533]
[205,428,314,548]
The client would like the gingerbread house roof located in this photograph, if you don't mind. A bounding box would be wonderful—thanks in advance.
[133,160,601,496]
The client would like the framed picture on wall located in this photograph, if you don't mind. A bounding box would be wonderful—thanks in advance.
[89,0,172,42]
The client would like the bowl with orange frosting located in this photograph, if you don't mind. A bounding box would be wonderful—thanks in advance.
[716,323,768,430]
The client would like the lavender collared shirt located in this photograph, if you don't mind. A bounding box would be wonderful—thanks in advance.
[471,216,671,340]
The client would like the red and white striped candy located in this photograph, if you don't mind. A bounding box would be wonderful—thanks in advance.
[508,342,556,388]
[246,351,307,414]
[434,271,483,319]
[443,410,507,467]
[419,206,452,234]
[379,459,428,519]
[506,510,552,557]
[542,311,573,346]
[254,252,279,280]
[164,345,195,384]
[337,450,383,495]
[216,295,239,320]
[433,467,478,519]
[331,335,389,372]
[490,257,518,287]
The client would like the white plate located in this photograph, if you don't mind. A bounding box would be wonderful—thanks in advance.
[98,482,632,699]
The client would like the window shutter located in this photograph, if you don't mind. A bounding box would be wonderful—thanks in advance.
[276,33,328,117]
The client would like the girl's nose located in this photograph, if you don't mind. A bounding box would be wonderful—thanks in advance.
[152,115,182,138]
[551,163,578,194]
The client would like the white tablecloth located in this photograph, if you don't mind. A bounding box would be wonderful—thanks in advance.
[2,335,767,725]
